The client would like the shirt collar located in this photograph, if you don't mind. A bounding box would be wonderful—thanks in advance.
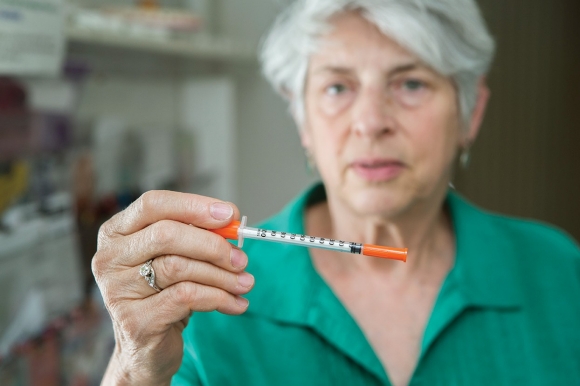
[446,190,522,308]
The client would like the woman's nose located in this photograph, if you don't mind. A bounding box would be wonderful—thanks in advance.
[351,88,395,137]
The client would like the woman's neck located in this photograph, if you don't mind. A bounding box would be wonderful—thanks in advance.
[306,191,456,281]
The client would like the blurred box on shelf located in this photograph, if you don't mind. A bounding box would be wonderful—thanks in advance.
[0,0,65,76]
[67,1,204,41]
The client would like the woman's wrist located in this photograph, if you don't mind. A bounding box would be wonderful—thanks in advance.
[101,349,172,386]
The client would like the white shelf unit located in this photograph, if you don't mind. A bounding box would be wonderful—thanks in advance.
[65,24,256,62]
[65,25,245,203]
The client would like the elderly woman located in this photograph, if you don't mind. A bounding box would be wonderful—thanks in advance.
[92,0,580,385]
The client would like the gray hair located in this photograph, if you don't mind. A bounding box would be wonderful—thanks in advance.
[260,0,495,128]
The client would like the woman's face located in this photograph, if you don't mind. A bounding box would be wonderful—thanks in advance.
[302,12,471,218]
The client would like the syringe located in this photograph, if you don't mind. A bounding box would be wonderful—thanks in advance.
[211,216,407,262]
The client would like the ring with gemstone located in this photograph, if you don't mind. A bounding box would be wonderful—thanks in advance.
[140,259,161,292]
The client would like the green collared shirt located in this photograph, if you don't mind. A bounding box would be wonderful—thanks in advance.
[172,184,580,385]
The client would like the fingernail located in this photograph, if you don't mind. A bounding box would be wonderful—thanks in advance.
[236,296,249,308]
[230,248,247,269]
[210,202,233,220]
[237,272,254,288]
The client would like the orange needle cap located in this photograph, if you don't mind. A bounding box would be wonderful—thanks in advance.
[362,244,407,262]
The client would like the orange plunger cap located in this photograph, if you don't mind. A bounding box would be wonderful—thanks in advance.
[210,220,240,240]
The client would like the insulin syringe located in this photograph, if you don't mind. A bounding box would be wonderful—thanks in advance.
[211,216,407,262]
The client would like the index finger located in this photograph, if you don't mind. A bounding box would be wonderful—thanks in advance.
[102,190,240,238]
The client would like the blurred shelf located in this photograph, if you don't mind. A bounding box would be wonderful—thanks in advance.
[65,25,256,63]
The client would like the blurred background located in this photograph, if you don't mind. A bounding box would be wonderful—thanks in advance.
[0,0,578,384]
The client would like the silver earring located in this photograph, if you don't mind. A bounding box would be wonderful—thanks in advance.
[460,147,471,169]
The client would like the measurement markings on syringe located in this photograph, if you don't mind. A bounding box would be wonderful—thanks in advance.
[254,228,361,252]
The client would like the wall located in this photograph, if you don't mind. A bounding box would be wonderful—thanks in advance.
[456,0,580,239]
[219,0,317,221]
[233,66,317,221]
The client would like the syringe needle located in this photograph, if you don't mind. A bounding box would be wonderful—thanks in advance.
[210,216,407,262]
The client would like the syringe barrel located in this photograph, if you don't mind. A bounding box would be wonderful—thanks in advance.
[241,226,359,254]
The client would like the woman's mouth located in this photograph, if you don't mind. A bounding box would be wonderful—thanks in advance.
[350,159,406,182]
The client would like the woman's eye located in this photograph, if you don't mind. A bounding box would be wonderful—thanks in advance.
[326,84,347,95]
[402,79,425,91]
[391,78,430,108]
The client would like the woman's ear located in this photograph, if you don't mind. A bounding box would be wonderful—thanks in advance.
[464,76,490,145]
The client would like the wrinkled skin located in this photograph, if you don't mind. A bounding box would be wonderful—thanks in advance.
[92,191,253,385]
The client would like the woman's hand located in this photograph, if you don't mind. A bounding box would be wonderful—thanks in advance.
[92,191,253,386]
